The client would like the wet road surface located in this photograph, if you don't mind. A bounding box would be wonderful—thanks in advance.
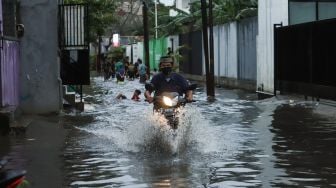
[1,77,336,187]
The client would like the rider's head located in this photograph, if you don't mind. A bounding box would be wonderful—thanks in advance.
[159,56,174,76]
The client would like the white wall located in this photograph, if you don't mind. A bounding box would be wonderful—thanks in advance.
[125,45,132,59]
[167,35,179,52]
[175,0,191,14]
[131,44,139,63]
[136,42,144,62]
[19,0,61,114]
[213,22,238,78]
[257,0,288,94]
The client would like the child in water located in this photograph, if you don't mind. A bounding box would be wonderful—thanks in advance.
[116,89,141,102]
[131,89,141,101]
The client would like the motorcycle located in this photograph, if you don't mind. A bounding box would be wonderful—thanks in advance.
[146,83,197,129]
[0,159,26,188]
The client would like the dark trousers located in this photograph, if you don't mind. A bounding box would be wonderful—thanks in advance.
[139,74,146,83]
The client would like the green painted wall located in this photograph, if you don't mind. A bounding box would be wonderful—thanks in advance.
[149,38,167,70]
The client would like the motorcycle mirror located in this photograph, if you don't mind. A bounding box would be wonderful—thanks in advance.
[187,84,197,90]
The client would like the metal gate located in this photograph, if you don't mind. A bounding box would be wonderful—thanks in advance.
[274,18,336,100]
[58,0,90,85]
[179,31,203,75]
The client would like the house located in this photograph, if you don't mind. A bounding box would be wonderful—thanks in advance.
[0,0,21,131]
[19,0,61,114]
[257,0,336,97]
[0,0,61,117]
[1,0,20,107]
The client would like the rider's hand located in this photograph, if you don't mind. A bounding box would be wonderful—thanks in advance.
[146,96,154,103]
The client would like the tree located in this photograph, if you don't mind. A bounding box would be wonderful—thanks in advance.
[112,0,144,36]
[156,1,202,36]
[156,0,258,36]
[213,0,257,24]
[64,0,119,42]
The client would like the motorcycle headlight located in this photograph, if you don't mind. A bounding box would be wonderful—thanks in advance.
[163,96,177,107]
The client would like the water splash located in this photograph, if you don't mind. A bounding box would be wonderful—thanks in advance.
[77,101,229,157]
[76,78,249,158]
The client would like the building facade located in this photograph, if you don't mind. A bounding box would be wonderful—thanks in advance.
[257,0,336,96]
[19,0,61,114]
[0,0,20,108]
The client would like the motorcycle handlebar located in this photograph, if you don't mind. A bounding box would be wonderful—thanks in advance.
[153,96,194,104]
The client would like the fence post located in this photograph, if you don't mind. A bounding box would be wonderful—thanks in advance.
[273,23,283,96]
[201,0,215,99]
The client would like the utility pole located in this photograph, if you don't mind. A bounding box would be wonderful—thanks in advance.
[143,1,150,78]
[208,0,215,99]
[201,0,215,99]
[155,0,158,39]
[97,36,102,74]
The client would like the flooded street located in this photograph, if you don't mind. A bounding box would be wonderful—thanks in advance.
[2,77,336,187]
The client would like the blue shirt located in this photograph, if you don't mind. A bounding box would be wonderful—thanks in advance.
[115,61,124,72]
[138,64,147,75]
[150,72,189,96]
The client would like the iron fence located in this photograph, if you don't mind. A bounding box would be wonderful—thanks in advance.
[58,1,90,85]
[275,18,336,100]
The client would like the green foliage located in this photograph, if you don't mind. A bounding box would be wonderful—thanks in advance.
[157,0,258,35]
[171,45,189,71]
[62,0,258,42]
[213,0,257,23]
[113,0,144,37]
[107,47,124,61]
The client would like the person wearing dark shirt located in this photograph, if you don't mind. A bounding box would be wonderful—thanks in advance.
[144,56,193,104]
[128,62,136,80]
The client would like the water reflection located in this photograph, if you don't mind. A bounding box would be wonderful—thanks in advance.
[142,158,194,188]
[271,103,336,187]
[60,78,265,187]
[1,77,336,187]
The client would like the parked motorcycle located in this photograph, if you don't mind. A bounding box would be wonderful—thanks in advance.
[0,159,26,188]
[146,83,197,129]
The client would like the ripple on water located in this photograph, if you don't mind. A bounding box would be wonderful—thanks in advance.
[64,77,336,187]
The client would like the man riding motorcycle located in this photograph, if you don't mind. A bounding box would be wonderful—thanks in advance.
[144,56,193,109]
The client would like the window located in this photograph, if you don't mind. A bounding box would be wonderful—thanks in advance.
[2,0,18,37]
[289,0,336,25]
[289,2,316,25]
[319,2,336,20]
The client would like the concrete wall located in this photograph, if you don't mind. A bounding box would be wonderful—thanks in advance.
[209,18,257,91]
[257,0,288,94]
[125,45,132,60]
[238,17,258,81]
[213,22,238,78]
[136,42,144,62]
[19,0,61,114]
[212,17,257,80]
[125,18,257,90]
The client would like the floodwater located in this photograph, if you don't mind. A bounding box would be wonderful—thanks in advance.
[62,77,336,188]
[2,77,336,187]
